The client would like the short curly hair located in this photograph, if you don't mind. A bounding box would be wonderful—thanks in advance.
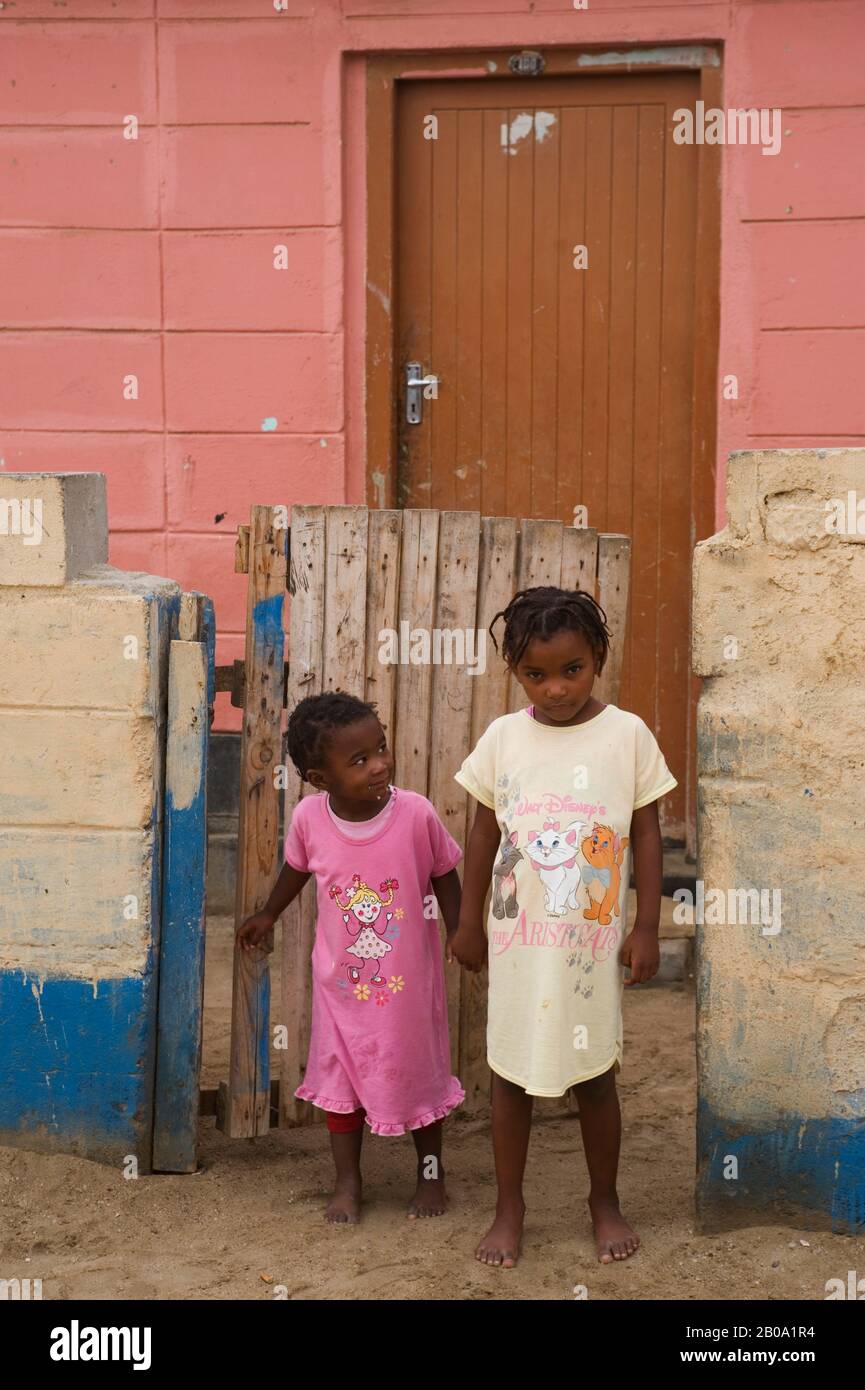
[489,585,610,674]
[286,690,381,781]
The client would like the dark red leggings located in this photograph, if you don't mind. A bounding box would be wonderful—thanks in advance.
[326,1107,366,1134]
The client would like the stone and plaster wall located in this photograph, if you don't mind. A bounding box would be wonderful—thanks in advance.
[693,448,865,1233]
[0,473,181,1168]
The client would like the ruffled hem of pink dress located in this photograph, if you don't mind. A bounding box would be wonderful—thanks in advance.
[293,1081,466,1136]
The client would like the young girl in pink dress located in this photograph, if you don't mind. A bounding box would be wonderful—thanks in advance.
[237,691,464,1224]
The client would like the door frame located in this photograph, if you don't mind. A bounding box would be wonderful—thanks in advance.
[365,44,721,519]
[363,44,722,852]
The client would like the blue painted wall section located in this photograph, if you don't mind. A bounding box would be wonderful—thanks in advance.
[0,971,156,1165]
[0,588,174,1171]
[698,1099,865,1234]
[253,590,284,652]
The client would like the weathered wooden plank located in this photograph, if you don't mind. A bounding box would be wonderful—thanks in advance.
[281,506,326,1126]
[393,510,439,792]
[323,507,369,696]
[427,510,481,1069]
[456,110,484,512]
[365,509,402,738]
[177,592,203,642]
[561,525,599,599]
[430,111,458,510]
[532,105,561,516]
[153,631,208,1172]
[555,107,588,523]
[480,111,508,517]
[200,594,217,727]
[459,516,519,1110]
[506,103,534,521]
[595,533,631,706]
[220,507,287,1138]
[235,525,250,575]
[581,106,613,530]
[507,518,565,713]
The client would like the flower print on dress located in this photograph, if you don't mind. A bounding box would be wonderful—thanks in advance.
[388,975,405,993]
[329,874,400,988]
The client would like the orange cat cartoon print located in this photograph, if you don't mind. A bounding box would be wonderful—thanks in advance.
[580,824,629,926]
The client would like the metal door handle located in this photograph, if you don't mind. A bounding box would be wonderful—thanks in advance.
[405,361,439,424]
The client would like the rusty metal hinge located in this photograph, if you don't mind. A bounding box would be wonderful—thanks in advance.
[214,659,290,710]
[234,522,291,577]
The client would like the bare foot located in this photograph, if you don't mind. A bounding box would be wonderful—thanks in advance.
[325,1180,361,1224]
[475,1201,525,1268]
[408,1166,447,1219]
[588,1193,640,1262]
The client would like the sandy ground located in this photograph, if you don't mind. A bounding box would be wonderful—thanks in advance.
[2,919,862,1302]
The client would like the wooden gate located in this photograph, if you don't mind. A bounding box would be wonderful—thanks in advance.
[219,505,630,1132]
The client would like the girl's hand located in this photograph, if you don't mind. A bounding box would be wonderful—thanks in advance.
[236,910,277,954]
[619,924,660,985]
[450,922,487,973]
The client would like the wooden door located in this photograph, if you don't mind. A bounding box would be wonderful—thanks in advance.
[395,73,703,841]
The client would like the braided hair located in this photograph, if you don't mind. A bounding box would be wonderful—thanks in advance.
[489,585,610,674]
[286,690,382,781]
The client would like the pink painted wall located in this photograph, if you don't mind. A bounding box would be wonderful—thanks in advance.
[1,0,862,731]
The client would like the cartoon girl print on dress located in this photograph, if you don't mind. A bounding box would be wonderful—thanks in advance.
[329,873,399,986]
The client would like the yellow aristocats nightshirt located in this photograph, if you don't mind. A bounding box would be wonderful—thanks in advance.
[454,703,677,1096]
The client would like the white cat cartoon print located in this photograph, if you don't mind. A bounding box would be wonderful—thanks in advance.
[524,817,588,917]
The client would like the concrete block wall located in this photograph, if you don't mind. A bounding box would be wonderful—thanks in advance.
[0,473,181,1167]
[693,449,865,1232]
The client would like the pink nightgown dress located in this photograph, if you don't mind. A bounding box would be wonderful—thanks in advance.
[284,784,466,1135]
